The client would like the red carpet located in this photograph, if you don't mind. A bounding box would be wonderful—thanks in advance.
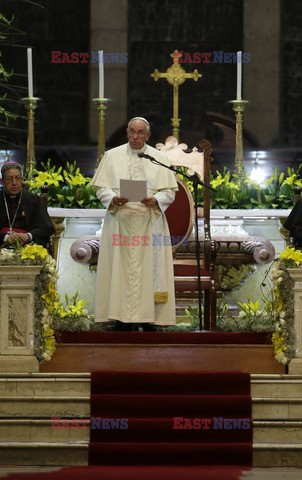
[58,331,271,344]
[5,466,250,480]
[89,370,253,466]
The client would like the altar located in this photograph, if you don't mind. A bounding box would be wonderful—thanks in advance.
[49,207,289,312]
[49,208,104,311]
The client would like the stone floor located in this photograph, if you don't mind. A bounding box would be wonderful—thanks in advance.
[243,468,302,479]
[0,467,302,479]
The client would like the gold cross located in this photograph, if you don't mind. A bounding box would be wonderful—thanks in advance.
[151,50,202,139]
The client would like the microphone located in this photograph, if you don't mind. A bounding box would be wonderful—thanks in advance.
[137,152,155,161]
[138,152,176,172]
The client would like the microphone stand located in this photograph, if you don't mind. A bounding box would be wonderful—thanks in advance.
[139,153,215,331]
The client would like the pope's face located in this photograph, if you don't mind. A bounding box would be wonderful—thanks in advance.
[127,120,151,150]
[2,168,23,196]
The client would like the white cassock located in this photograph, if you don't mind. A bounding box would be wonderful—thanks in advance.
[90,142,178,325]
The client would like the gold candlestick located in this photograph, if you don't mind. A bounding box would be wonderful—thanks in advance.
[229,99,249,178]
[23,97,39,180]
[93,97,111,166]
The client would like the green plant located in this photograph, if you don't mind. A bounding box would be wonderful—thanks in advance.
[217,264,255,290]
[25,160,101,208]
[1,3,44,147]
[24,160,302,210]
[0,13,18,144]
[182,166,302,210]
[51,292,94,332]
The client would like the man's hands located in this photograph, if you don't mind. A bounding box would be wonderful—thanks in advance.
[112,196,158,207]
[5,232,30,245]
[112,196,129,206]
[141,197,158,208]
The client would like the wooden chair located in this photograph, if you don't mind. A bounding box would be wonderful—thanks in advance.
[156,137,217,330]
[39,183,55,256]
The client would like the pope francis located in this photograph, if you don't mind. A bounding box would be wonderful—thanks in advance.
[90,117,178,331]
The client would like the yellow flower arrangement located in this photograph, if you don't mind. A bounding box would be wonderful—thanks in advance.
[25,160,100,209]
[270,246,299,365]
[26,169,64,189]
[51,292,93,332]
[63,169,89,186]
[272,331,287,355]
[278,246,302,265]
[21,243,49,261]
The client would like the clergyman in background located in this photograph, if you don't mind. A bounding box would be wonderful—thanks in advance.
[0,161,54,247]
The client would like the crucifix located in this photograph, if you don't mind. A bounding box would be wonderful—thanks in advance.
[151,50,202,140]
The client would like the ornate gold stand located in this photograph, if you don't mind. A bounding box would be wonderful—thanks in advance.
[23,97,39,179]
[229,99,249,178]
[93,97,111,166]
[50,217,66,262]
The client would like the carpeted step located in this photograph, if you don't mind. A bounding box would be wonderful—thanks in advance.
[91,370,251,395]
[90,393,252,417]
[89,370,253,466]
[88,441,253,466]
[90,417,252,443]
[59,331,271,345]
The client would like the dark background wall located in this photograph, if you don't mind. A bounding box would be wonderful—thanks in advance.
[0,0,302,158]
[127,0,243,147]
[0,0,90,149]
[282,1,302,146]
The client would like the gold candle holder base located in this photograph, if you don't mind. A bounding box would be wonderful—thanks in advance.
[93,97,111,167]
[229,99,249,178]
[22,97,40,179]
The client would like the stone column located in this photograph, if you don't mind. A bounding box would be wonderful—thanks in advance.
[89,0,128,143]
[0,266,42,373]
[243,0,281,146]
[288,268,302,374]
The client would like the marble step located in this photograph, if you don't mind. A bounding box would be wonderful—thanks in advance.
[0,419,90,442]
[0,396,90,417]
[1,374,302,399]
[0,395,302,418]
[0,442,88,466]
[253,421,302,442]
[1,419,302,443]
[253,397,302,419]
[243,468,302,480]
[0,373,90,397]
[251,375,302,398]
[0,441,302,467]
[253,443,302,467]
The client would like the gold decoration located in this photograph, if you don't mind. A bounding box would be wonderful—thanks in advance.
[229,99,249,179]
[93,97,111,166]
[154,291,168,303]
[23,97,40,180]
[151,50,202,140]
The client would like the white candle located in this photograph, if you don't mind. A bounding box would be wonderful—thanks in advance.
[236,51,242,100]
[27,48,33,98]
[98,50,104,98]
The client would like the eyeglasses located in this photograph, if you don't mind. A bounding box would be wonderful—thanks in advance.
[3,176,23,183]
[127,129,148,137]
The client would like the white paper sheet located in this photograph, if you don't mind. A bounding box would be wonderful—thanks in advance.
[120,179,147,202]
